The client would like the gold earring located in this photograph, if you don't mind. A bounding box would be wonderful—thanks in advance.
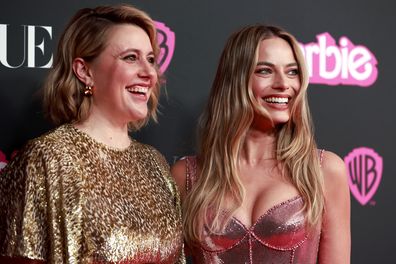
[84,85,93,96]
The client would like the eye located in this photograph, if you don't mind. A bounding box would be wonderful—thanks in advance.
[255,67,272,75]
[123,54,138,62]
[147,56,156,65]
[287,68,299,76]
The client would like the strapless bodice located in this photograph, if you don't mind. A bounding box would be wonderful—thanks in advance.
[184,156,321,264]
[194,196,320,264]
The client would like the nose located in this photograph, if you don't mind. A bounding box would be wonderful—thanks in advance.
[273,73,289,90]
[138,59,156,81]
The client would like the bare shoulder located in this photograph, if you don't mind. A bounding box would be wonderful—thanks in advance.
[170,158,188,200]
[321,150,348,191]
[320,150,350,218]
[318,152,351,263]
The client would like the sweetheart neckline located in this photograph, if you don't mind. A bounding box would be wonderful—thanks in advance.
[229,196,303,230]
[200,195,308,253]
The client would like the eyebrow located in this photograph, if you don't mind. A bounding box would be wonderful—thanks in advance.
[256,61,298,67]
[119,48,154,56]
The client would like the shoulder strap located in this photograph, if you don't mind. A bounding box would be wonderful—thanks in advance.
[185,156,198,193]
[318,149,325,167]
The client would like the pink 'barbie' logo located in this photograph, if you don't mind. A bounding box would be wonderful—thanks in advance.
[300,33,378,87]
[344,147,383,205]
[155,21,175,73]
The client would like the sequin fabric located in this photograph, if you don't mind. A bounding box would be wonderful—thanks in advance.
[0,124,185,264]
[184,156,321,264]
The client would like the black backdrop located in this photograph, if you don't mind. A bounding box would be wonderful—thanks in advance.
[1,1,395,263]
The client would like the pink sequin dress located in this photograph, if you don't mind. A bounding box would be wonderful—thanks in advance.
[184,156,322,264]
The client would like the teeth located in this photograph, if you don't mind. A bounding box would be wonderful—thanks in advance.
[264,97,288,104]
[127,87,148,94]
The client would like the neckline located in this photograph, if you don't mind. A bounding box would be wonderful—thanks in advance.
[230,196,303,230]
[65,123,135,153]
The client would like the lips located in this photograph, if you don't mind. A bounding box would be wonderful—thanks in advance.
[125,84,151,103]
[263,96,289,104]
[126,86,148,94]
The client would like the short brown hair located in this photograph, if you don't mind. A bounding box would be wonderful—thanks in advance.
[43,5,160,130]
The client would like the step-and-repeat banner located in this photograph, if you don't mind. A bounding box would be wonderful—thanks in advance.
[1,1,394,263]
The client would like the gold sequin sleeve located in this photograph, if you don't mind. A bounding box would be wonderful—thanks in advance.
[0,139,49,261]
[146,146,186,264]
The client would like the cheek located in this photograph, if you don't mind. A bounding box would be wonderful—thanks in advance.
[293,79,302,92]
[152,72,159,85]
[119,67,135,79]
[252,80,270,97]
[251,79,262,96]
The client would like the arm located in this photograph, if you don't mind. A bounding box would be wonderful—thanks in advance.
[148,150,187,264]
[169,160,187,264]
[170,158,188,202]
[0,141,49,262]
[318,151,351,264]
[171,158,193,258]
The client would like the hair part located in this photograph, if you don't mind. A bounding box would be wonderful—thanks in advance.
[183,24,324,245]
[43,4,161,130]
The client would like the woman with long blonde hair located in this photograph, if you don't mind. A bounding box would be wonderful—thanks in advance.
[172,24,350,263]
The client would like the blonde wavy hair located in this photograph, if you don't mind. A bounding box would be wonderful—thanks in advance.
[43,5,160,130]
[183,25,324,244]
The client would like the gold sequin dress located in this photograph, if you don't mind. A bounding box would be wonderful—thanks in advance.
[0,124,185,264]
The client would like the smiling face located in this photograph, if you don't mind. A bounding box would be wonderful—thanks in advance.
[86,23,158,125]
[250,37,301,128]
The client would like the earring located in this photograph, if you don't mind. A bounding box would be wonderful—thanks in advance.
[84,85,93,96]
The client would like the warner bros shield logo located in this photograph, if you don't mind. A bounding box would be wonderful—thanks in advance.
[154,21,175,74]
[344,147,383,205]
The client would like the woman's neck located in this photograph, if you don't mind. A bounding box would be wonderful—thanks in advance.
[240,127,277,167]
[74,112,131,149]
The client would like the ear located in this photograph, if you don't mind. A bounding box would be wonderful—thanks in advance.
[72,58,93,86]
